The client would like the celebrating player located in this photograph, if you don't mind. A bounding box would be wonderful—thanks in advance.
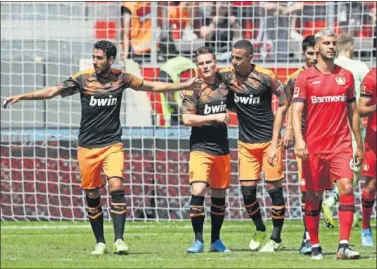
[3,40,201,256]
[322,32,370,228]
[292,29,363,260]
[181,47,231,254]
[220,40,286,252]
[358,69,376,247]
[268,35,317,255]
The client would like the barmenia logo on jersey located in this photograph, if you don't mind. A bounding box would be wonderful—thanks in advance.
[234,93,260,105]
[89,95,117,106]
[311,95,346,104]
[204,102,227,114]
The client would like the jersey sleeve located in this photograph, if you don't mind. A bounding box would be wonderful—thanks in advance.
[346,72,356,102]
[59,73,82,98]
[291,72,307,103]
[181,90,198,115]
[361,72,375,98]
[122,72,144,90]
[268,70,285,97]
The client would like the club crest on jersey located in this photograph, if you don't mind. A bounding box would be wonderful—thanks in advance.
[335,77,346,85]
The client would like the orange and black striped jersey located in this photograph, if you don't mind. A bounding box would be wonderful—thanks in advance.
[220,65,284,143]
[59,68,143,147]
[181,72,230,155]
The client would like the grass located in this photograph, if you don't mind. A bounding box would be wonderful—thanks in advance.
[1,220,376,268]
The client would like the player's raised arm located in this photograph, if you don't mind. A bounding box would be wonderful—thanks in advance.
[138,76,202,93]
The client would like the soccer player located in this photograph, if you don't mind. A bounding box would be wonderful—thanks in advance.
[292,29,363,260]
[220,40,286,252]
[322,32,370,228]
[181,47,231,254]
[268,35,317,255]
[3,40,201,255]
[358,69,376,247]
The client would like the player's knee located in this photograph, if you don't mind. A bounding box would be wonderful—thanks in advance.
[266,180,282,190]
[110,189,126,204]
[191,183,208,196]
[211,189,226,198]
[85,189,100,199]
[241,185,257,201]
[338,182,353,195]
[268,187,285,206]
[305,191,322,203]
[108,177,123,192]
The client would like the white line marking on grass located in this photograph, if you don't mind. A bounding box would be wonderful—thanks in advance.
[1,224,309,230]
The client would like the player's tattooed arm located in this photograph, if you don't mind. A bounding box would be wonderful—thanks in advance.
[3,85,65,108]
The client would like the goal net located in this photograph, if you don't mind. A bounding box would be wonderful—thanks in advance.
[1,1,376,221]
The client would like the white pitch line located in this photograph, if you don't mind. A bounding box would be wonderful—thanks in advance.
[0,223,309,230]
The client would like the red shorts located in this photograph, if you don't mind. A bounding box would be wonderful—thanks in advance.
[302,149,353,192]
[362,143,376,178]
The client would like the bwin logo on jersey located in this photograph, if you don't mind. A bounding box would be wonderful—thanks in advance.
[234,93,260,104]
[204,102,227,114]
[89,95,117,106]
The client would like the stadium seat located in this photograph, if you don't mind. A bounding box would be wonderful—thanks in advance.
[94,20,117,40]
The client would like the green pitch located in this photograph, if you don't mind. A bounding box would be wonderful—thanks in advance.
[1,220,375,268]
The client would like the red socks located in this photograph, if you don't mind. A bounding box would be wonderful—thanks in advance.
[338,194,355,241]
[361,188,376,230]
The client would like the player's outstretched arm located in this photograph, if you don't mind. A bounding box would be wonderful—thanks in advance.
[358,96,376,117]
[347,101,364,164]
[292,102,308,159]
[3,85,63,108]
[182,113,229,127]
[137,77,202,93]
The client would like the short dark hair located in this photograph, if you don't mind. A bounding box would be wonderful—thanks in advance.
[195,46,216,61]
[302,35,315,52]
[94,40,117,60]
[232,40,254,56]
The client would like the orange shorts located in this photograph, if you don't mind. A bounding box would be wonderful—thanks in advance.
[239,141,284,181]
[77,143,124,190]
[189,151,231,189]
